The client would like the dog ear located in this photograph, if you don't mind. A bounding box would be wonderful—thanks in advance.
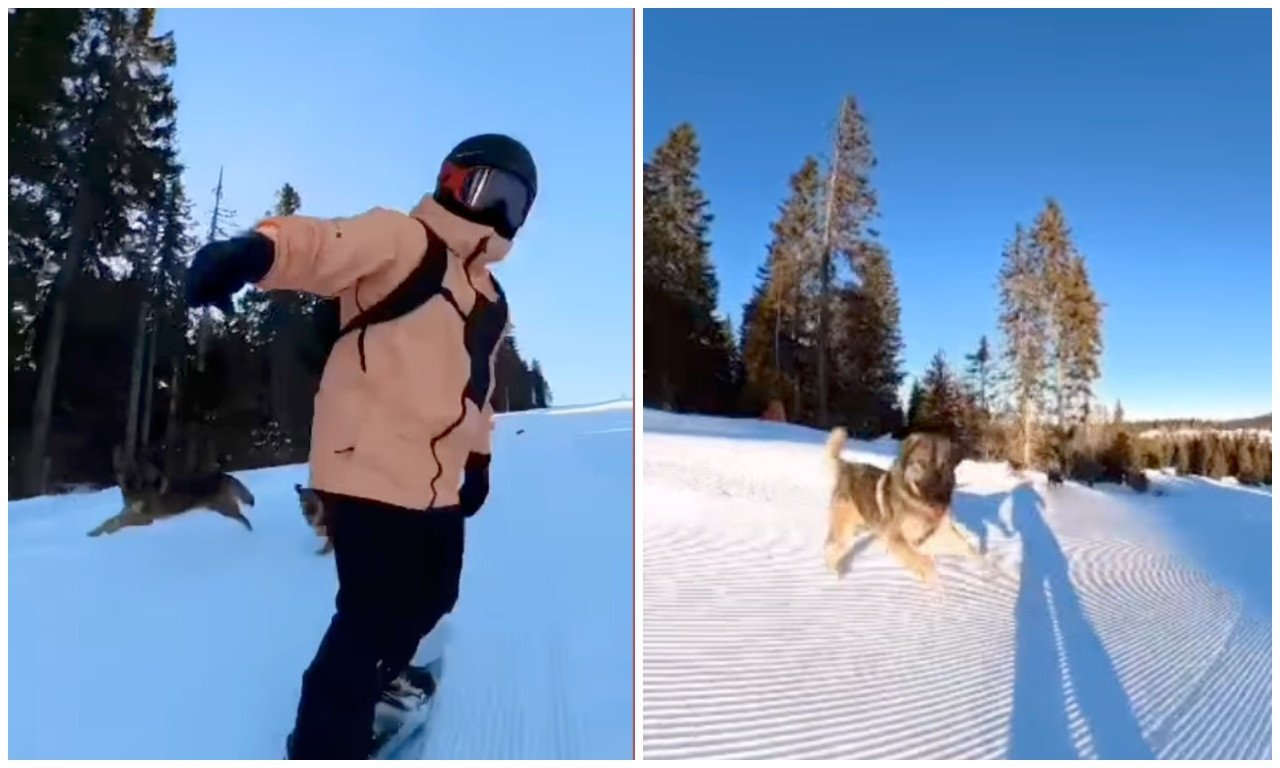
[904,432,938,469]
[899,432,923,462]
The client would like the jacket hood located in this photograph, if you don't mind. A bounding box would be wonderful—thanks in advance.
[410,195,512,269]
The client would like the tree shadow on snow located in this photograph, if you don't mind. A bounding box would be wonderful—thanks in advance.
[1002,483,1154,760]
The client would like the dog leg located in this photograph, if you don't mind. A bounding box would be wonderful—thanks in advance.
[87,510,150,537]
[927,521,984,561]
[212,498,253,532]
[87,513,125,537]
[885,533,937,585]
[824,536,854,577]
[824,520,867,578]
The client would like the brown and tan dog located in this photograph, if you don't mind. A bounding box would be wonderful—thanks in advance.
[822,428,983,584]
[295,484,334,556]
[88,448,255,537]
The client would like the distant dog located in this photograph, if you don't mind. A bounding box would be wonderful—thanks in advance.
[1047,468,1065,488]
[822,428,983,585]
[295,483,333,556]
[88,449,255,537]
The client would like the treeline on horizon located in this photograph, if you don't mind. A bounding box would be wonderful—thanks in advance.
[1125,413,1271,433]
[9,9,551,501]
[642,95,1270,489]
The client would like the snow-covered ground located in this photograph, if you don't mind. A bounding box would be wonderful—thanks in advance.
[10,401,635,760]
[642,410,1271,760]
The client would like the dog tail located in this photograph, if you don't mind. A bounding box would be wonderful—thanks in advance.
[225,474,255,507]
[823,427,849,476]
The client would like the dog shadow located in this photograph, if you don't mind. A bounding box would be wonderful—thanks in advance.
[950,488,1013,555]
[833,535,880,578]
[1000,482,1154,759]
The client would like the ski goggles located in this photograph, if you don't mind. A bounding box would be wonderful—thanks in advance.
[437,162,533,238]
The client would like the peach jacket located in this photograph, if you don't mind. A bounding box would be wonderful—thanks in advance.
[255,195,511,510]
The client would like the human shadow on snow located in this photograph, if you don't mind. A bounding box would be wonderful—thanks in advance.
[954,482,1154,759]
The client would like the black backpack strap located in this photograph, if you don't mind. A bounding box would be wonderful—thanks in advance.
[339,220,454,372]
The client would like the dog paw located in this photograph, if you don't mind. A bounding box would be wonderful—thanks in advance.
[915,560,938,585]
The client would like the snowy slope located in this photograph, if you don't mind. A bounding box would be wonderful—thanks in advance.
[642,410,1271,760]
[10,401,634,760]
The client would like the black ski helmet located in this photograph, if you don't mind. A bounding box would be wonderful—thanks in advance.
[434,133,537,236]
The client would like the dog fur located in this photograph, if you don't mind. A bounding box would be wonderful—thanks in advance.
[88,449,255,538]
[295,483,334,556]
[822,428,983,584]
[1046,468,1065,487]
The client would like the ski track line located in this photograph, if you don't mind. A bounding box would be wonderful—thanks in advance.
[642,430,1271,761]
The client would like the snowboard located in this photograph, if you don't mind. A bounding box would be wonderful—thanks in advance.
[370,618,453,760]
[371,655,445,759]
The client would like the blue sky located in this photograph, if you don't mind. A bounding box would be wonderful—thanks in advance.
[644,9,1272,421]
[155,9,633,407]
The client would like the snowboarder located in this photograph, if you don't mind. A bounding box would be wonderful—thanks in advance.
[184,133,537,759]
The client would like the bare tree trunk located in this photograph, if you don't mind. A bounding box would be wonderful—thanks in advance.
[1022,400,1033,467]
[817,122,841,430]
[23,184,94,497]
[186,167,229,473]
[123,298,150,462]
[164,360,183,475]
[140,318,157,450]
[270,320,292,458]
[772,304,781,385]
[790,285,803,424]
[195,166,227,376]
[1055,361,1065,432]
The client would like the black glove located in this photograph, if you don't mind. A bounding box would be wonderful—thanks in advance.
[185,232,276,312]
[458,452,491,517]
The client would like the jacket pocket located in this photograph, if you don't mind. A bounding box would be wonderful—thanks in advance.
[312,383,363,457]
[353,408,439,499]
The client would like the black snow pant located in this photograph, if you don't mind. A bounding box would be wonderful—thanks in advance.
[288,494,465,760]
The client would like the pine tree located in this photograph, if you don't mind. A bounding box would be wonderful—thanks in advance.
[1100,429,1137,482]
[834,241,906,437]
[530,359,550,408]
[1235,439,1258,484]
[9,10,89,448]
[815,95,880,427]
[274,183,301,217]
[740,156,822,418]
[1188,437,1208,477]
[1206,436,1230,479]
[492,331,546,413]
[22,9,180,496]
[642,123,734,413]
[8,9,85,188]
[1171,439,1188,475]
[913,351,970,452]
[255,182,312,457]
[962,335,996,456]
[1031,199,1103,432]
[963,335,995,417]
[904,379,924,434]
[821,96,904,436]
[997,224,1049,467]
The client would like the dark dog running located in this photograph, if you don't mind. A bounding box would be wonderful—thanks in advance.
[294,483,334,555]
[88,447,255,537]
